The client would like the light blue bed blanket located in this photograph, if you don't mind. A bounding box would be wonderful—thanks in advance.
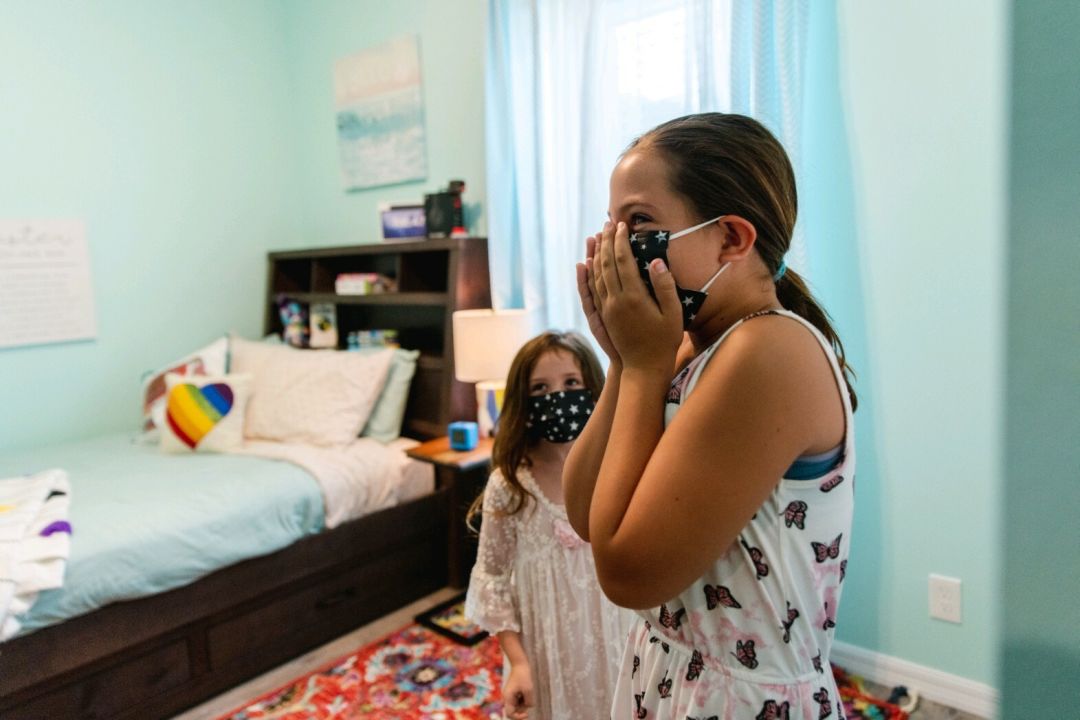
[0,432,325,636]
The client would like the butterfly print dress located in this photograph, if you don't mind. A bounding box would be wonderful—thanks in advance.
[464,467,631,719]
[611,310,855,720]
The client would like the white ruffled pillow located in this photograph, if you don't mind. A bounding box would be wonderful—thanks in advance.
[230,337,395,446]
[139,336,230,441]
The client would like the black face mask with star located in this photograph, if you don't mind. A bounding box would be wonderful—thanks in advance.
[628,215,730,330]
[525,389,595,443]
[628,230,707,329]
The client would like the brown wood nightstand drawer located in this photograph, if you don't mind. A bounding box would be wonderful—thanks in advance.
[405,436,493,588]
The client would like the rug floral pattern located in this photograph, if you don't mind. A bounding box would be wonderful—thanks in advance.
[218,612,905,719]
[219,624,503,720]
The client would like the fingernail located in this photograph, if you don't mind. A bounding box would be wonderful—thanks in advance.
[654,259,667,272]
[617,221,626,230]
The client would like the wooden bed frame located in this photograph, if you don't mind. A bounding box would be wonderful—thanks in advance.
[0,490,451,720]
[0,238,491,719]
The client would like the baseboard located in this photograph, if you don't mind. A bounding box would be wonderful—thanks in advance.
[831,641,999,719]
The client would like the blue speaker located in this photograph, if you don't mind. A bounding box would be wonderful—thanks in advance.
[448,421,479,451]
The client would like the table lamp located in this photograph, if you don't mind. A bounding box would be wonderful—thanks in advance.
[452,309,533,438]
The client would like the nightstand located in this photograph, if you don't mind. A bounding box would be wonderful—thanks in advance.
[407,436,495,589]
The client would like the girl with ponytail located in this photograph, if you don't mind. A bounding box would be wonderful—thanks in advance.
[563,113,856,719]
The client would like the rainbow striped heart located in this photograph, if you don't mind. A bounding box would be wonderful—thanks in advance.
[165,383,234,449]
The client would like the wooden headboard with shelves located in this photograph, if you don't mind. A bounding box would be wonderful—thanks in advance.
[264,237,491,439]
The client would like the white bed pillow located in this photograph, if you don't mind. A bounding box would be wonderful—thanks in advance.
[160,373,252,453]
[230,337,395,446]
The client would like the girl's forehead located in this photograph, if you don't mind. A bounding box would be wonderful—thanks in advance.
[611,151,668,194]
[609,150,687,216]
[530,349,581,378]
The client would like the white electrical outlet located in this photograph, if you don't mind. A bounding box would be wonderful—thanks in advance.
[929,574,962,623]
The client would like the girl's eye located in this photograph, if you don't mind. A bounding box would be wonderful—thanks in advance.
[630,213,653,230]
[565,378,582,388]
[530,383,547,394]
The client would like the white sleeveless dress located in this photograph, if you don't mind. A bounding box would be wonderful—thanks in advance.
[611,310,855,720]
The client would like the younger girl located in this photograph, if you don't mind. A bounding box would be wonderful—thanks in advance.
[464,331,627,720]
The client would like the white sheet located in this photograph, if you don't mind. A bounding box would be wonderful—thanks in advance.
[387,437,438,503]
[233,437,434,528]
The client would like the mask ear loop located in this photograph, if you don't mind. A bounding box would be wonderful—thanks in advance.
[675,215,730,293]
[669,214,726,240]
[699,262,730,293]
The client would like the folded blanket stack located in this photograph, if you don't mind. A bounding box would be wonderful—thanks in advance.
[0,469,72,640]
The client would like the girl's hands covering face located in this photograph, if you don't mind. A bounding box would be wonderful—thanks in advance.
[589,221,683,375]
[576,231,619,364]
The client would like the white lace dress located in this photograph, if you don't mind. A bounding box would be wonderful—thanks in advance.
[464,466,630,720]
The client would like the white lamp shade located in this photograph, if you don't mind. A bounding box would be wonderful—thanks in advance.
[452,309,534,383]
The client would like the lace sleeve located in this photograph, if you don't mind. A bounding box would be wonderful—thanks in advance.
[464,471,521,634]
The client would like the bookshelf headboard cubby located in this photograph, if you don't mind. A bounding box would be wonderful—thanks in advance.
[264,237,491,439]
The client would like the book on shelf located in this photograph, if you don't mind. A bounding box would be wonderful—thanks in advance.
[335,273,396,295]
[309,303,338,349]
[346,329,399,350]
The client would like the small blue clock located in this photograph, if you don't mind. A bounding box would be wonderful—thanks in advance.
[448,421,479,451]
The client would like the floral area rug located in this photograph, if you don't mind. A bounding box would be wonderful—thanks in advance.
[216,601,907,720]
[217,619,502,720]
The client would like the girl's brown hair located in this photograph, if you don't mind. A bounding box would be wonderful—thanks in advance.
[465,331,604,529]
[629,113,858,410]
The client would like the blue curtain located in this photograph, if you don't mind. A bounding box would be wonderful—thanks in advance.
[485,0,811,331]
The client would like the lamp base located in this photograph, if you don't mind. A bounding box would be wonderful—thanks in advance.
[475,380,505,438]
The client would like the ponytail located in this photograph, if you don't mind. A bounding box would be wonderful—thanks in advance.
[775,268,858,411]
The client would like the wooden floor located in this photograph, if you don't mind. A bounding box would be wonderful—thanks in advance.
[172,586,459,720]
[173,585,984,720]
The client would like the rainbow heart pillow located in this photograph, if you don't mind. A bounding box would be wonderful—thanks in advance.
[139,336,230,442]
[160,373,252,454]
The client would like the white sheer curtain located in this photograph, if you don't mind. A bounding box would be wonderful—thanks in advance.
[486,0,809,332]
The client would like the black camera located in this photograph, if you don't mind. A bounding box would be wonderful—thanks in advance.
[424,180,466,238]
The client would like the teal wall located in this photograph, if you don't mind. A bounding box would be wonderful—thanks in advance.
[0,1,299,452]
[0,0,488,452]
[281,0,488,248]
[800,1,1008,685]
[1002,1,1080,715]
